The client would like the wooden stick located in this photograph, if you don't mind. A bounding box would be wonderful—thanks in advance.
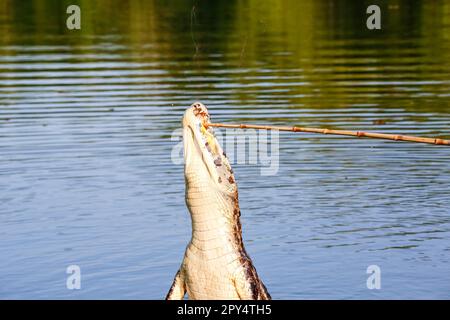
[206,123,450,146]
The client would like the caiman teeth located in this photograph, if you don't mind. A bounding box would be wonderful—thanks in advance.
[201,124,218,155]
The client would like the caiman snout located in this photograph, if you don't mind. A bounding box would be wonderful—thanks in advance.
[191,101,210,125]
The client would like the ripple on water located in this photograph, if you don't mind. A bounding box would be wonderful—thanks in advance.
[1,0,450,299]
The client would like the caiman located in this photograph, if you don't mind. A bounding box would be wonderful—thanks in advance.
[166,102,271,300]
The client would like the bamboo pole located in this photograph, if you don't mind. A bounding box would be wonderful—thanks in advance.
[206,123,450,146]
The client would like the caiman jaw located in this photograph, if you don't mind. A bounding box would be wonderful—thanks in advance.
[183,102,235,192]
[192,103,222,158]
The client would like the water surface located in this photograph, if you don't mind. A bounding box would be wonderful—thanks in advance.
[0,0,450,299]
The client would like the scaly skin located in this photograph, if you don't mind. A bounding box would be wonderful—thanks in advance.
[166,102,270,300]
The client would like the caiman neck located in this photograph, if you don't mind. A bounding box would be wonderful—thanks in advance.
[187,191,242,251]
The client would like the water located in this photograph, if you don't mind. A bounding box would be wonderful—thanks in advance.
[1,0,450,299]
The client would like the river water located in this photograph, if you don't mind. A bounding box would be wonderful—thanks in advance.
[0,0,450,299]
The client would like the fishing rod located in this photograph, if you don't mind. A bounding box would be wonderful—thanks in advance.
[206,123,450,146]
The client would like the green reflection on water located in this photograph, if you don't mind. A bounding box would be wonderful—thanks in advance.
[0,0,449,117]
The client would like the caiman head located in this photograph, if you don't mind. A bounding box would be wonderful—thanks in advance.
[182,102,236,193]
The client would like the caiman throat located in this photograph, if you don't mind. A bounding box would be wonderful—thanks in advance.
[166,102,271,300]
